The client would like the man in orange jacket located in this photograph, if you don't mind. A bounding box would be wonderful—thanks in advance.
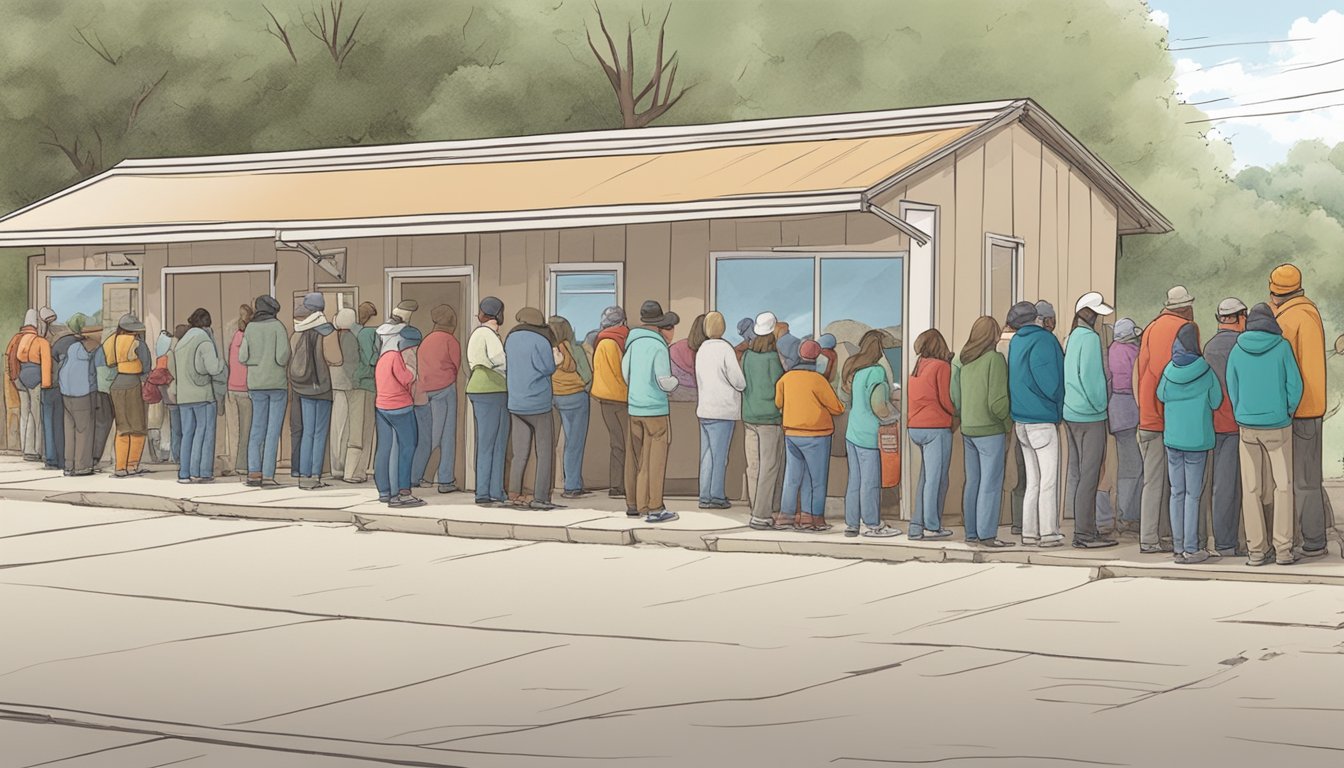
[6,308,51,461]
[775,340,845,531]
[1270,264,1333,558]
[1136,286,1195,553]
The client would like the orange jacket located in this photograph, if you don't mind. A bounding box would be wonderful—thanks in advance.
[775,369,844,437]
[590,332,629,403]
[1137,311,1191,432]
[9,328,53,388]
[1274,296,1326,418]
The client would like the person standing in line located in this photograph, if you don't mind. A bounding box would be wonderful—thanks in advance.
[354,302,379,481]
[240,295,291,487]
[775,321,803,371]
[817,334,840,384]
[91,327,117,470]
[147,328,182,464]
[505,307,559,510]
[952,318,1015,548]
[843,330,902,538]
[1157,324,1223,564]
[374,318,425,507]
[733,317,756,361]
[417,304,462,493]
[998,302,1036,536]
[223,305,254,477]
[906,329,956,540]
[7,309,49,462]
[101,314,151,477]
[743,313,787,531]
[289,294,338,490]
[56,314,99,476]
[695,311,746,510]
[1063,292,1118,549]
[399,326,434,489]
[590,306,630,500]
[169,308,227,484]
[1203,298,1248,557]
[329,307,363,483]
[1107,318,1144,536]
[1035,301,1057,334]
[50,312,85,470]
[550,315,592,500]
[668,314,702,402]
[466,297,508,507]
[622,300,682,523]
[1269,264,1331,559]
[392,299,419,336]
[1136,286,1195,553]
[776,340,844,531]
[1009,306,1066,547]
[1227,304,1303,567]
[37,307,64,470]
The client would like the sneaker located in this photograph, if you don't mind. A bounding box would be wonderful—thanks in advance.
[1038,539,1065,549]
[807,521,835,532]
[1276,554,1301,566]
[626,508,642,518]
[389,495,426,508]
[378,496,392,504]
[844,528,860,538]
[980,539,1017,548]
[645,509,679,523]
[177,478,193,485]
[1010,527,1023,536]
[340,477,366,485]
[1021,538,1039,547]
[1216,547,1245,558]
[560,490,592,499]
[1183,551,1210,565]
[260,479,283,488]
[1246,553,1273,567]
[965,537,980,544]
[1205,549,1223,559]
[862,525,902,538]
[1073,538,1119,549]
[922,529,953,540]
[1299,546,1328,559]
[1139,544,1165,554]
[438,483,459,494]
[749,519,776,531]
[710,500,732,509]
[194,477,215,484]
[529,501,562,511]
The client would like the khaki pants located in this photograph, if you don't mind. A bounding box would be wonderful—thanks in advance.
[744,422,784,525]
[331,389,354,478]
[1137,429,1173,548]
[223,391,252,475]
[625,415,670,514]
[18,387,41,457]
[1239,425,1295,562]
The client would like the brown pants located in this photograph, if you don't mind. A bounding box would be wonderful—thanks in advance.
[1239,425,1294,562]
[625,415,670,514]
[598,398,628,493]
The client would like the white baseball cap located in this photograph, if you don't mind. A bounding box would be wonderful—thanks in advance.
[1075,292,1114,316]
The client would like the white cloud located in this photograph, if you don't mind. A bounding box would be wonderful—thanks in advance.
[1175,10,1344,165]
[1149,8,1170,29]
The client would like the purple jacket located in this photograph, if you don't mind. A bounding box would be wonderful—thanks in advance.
[1108,340,1140,433]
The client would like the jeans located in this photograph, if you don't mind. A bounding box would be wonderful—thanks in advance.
[782,435,830,517]
[168,407,182,463]
[1113,428,1143,525]
[844,441,882,530]
[178,401,217,480]
[41,388,64,467]
[298,397,332,478]
[410,403,433,486]
[428,385,459,486]
[509,411,555,503]
[598,399,627,493]
[247,389,288,479]
[289,388,303,477]
[963,433,1007,542]
[375,406,417,499]
[908,427,952,537]
[1016,423,1062,543]
[62,394,96,474]
[469,393,509,502]
[1167,448,1207,555]
[698,418,735,504]
[555,393,590,494]
[1065,420,1108,542]
[1211,433,1242,552]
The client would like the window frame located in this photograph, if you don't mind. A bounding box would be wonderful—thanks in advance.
[982,233,1025,319]
[545,262,624,327]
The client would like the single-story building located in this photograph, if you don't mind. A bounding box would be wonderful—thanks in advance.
[0,98,1170,521]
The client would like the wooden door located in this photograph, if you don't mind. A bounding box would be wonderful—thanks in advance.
[390,276,469,486]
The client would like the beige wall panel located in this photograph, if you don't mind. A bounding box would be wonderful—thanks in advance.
[543,230,560,265]
[735,219,783,249]
[781,214,846,247]
[1091,192,1119,306]
[1038,150,1062,313]
[592,226,625,263]
[1068,169,1093,308]
[140,244,169,343]
[624,222,672,311]
[669,220,709,324]
[843,212,905,251]
[953,145,985,346]
[496,233,527,319]
[558,228,595,263]
[982,128,1014,237]
[709,219,737,251]
[1011,125,1043,302]
[525,231,545,309]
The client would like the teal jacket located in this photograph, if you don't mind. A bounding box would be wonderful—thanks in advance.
[1156,357,1222,451]
[845,365,888,449]
[1063,326,1108,423]
[621,327,675,417]
[1226,330,1303,430]
[238,318,291,391]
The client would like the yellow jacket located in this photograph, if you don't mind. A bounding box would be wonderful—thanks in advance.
[103,334,146,375]
[775,369,845,437]
[590,335,628,403]
[1275,296,1326,418]
[552,341,588,396]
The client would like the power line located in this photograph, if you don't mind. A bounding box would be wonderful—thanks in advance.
[1186,101,1344,124]
[1167,37,1313,52]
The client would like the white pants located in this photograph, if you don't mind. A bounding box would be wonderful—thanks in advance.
[1016,422,1062,543]
[18,388,41,457]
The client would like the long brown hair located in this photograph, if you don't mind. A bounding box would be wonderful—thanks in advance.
[748,332,777,354]
[843,329,887,393]
[912,328,952,377]
[687,314,708,352]
[960,316,1002,365]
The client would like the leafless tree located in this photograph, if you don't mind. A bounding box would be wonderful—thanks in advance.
[128,71,168,131]
[303,0,364,68]
[263,4,299,64]
[586,3,691,129]
[40,125,103,178]
[72,26,122,66]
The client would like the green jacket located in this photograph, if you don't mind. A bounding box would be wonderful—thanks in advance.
[1157,357,1222,451]
[238,318,291,391]
[355,324,378,393]
[741,349,784,425]
[168,327,227,405]
[1063,325,1108,423]
[951,350,1011,437]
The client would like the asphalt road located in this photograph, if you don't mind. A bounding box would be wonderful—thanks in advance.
[3,499,1344,767]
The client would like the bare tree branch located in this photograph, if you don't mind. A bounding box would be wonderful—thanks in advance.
[73,26,122,66]
[303,0,364,68]
[587,3,689,128]
[128,71,168,131]
[39,124,102,178]
[263,4,298,63]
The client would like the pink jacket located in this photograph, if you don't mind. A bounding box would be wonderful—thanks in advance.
[227,329,248,392]
[375,350,416,410]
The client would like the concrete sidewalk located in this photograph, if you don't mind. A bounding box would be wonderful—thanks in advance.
[1,455,1341,585]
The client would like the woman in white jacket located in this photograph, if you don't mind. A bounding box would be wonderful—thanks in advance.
[695,311,747,509]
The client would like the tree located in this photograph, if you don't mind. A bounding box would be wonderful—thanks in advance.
[586,4,690,128]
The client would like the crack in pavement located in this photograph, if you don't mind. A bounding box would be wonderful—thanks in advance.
[691,714,848,728]
[0,514,175,540]
[921,653,1031,678]
[292,585,372,598]
[830,754,1127,765]
[1211,589,1316,621]
[20,736,167,768]
[1230,736,1344,753]
[1218,619,1344,630]
[643,560,863,608]
[1092,667,1235,712]
[143,755,207,768]
[862,569,989,605]
[539,687,623,712]
[894,581,1098,635]
[863,641,1178,667]
[0,524,294,570]
[429,542,539,565]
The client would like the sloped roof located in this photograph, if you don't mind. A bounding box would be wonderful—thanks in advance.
[0,99,1170,245]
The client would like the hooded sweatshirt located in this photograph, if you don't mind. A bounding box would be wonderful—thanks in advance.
[239,297,291,391]
[741,348,785,425]
[695,337,747,421]
[289,312,334,400]
[1063,323,1108,422]
[169,327,227,405]
[417,307,461,394]
[1274,295,1326,418]
[375,322,416,411]
[591,325,630,402]
[1157,327,1222,451]
[775,366,845,437]
[399,326,430,407]
[1107,340,1140,433]
[622,327,678,417]
[951,351,1011,437]
[1227,311,1303,430]
[1007,324,1065,425]
[504,324,557,416]
[1202,327,1240,435]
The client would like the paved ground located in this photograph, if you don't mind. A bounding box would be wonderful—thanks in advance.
[5,498,1344,766]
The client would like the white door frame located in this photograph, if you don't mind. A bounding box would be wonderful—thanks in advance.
[898,201,940,524]
[544,262,625,320]
[982,233,1026,317]
[38,269,143,320]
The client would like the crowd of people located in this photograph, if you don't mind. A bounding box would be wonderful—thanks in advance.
[4,262,1331,563]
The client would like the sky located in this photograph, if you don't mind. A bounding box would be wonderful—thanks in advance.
[1152,0,1344,169]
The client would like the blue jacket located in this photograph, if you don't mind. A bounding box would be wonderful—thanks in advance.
[1226,330,1303,429]
[504,326,556,416]
[1063,325,1108,423]
[1008,324,1064,424]
[1157,356,1222,451]
[622,327,675,417]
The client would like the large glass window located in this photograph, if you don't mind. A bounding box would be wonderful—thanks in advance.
[820,256,903,375]
[47,274,139,331]
[714,257,814,343]
[549,266,621,343]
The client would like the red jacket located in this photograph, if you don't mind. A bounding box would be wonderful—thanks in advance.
[908,358,955,429]
[416,329,461,393]
[1137,311,1193,432]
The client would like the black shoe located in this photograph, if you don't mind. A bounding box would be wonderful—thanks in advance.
[626,508,641,518]
[609,489,626,498]
[561,490,592,499]
[980,539,1017,548]
[530,500,562,511]
[1073,538,1119,549]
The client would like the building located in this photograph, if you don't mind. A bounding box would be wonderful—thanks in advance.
[0,99,1170,520]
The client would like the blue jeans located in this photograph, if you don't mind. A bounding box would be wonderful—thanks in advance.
[963,433,1007,542]
[469,392,509,502]
[41,388,64,467]
[375,406,418,499]
[844,441,881,530]
[297,397,332,478]
[409,403,433,486]
[782,435,831,517]
[1167,448,1207,555]
[555,393,591,493]
[698,418,735,504]
[178,401,217,480]
[168,406,182,463]
[908,428,952,537]
[428,385,458,486]
[247,390,287,479]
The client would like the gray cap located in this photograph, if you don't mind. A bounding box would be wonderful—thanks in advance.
[600,305,626,328]
[1217,297,1248,318]
[1005,301,1038,329]
[302,292,325,312]
[1113,317,1141,341]
[479,296,504,322]
[1034,300,1056,319]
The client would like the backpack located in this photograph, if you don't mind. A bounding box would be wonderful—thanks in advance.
[288,330,318,387]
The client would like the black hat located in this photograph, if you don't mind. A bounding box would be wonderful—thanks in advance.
[479,296,504,323]
[1005,301,1038,330]
[639,300,679,329]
